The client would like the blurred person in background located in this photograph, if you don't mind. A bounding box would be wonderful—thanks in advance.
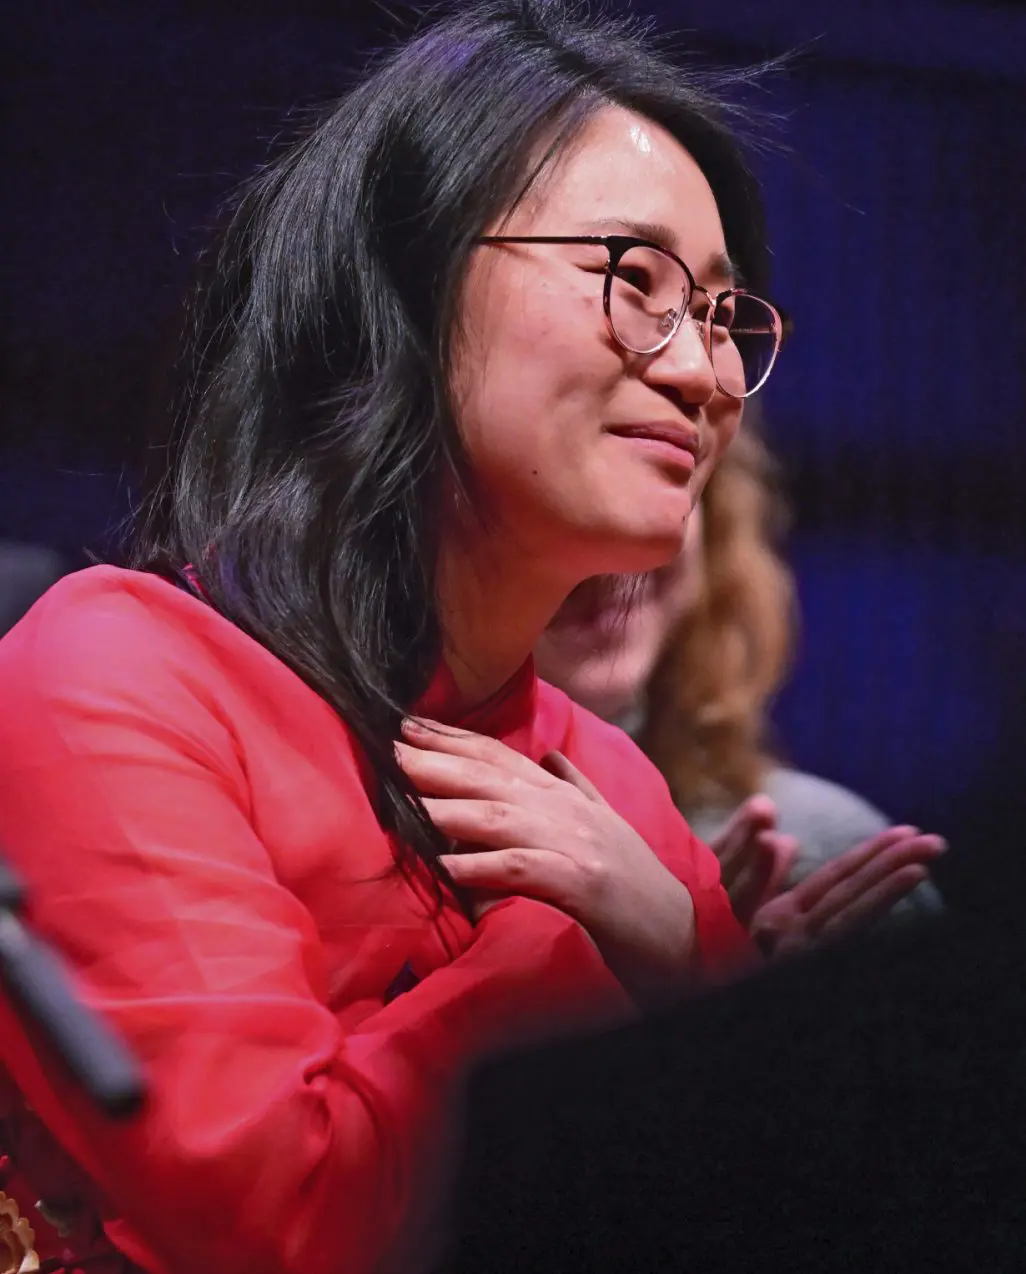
[536,419,945,950]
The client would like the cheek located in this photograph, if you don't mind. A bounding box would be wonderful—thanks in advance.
[457,289,616,473]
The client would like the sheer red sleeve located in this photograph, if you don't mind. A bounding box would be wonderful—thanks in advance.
[0,577,632,1274]
[667,818,755,980]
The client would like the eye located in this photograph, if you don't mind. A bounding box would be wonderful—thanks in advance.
[690,297,713,325]
[712,296,737,330]
[613,263,654,295]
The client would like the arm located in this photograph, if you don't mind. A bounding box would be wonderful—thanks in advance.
[0,594,630,1274]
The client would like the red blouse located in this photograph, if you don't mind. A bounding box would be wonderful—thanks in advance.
[0,567,749,1274]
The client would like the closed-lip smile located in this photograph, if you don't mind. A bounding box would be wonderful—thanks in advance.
[606,420,701,457]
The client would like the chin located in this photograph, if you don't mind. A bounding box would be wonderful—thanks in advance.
[627,484,696,554]
[548,487,694,580]
[597,518,691,576]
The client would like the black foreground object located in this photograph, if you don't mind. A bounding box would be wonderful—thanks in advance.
[0,854,146,1119]
[442,914,1026,1274]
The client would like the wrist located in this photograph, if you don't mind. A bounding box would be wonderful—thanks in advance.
[603,883,697,1010]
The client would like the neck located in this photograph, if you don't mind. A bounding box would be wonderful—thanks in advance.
[436,531,574,710]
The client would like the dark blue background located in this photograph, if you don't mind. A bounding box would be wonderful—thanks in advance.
[5,0,1025,910]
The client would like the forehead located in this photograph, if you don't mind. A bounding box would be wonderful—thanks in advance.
[520,105,728,263]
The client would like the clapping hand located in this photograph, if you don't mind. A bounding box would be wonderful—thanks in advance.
[748,824,946,957]
[708,795,799,927]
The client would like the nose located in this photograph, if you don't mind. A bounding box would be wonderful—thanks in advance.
[643,314,718,408]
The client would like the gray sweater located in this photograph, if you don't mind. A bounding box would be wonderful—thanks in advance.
[684,766,944,920]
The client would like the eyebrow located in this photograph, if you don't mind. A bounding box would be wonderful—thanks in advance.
[583,216,743,286]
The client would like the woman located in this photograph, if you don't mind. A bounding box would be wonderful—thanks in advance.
[536,422,945,942]
[0,4,943,1273]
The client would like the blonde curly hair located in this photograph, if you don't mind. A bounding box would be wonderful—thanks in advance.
[637,421,796,810]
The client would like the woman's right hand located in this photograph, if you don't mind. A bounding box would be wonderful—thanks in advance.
[396,718,700,1005]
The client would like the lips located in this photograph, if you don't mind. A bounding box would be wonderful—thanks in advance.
[605,421,702,478]
[606,421,700,457]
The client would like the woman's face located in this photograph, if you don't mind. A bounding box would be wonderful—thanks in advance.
[452,104,742,586]
[535,504,706,722]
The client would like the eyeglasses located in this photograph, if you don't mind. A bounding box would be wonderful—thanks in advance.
[474,234,788,400]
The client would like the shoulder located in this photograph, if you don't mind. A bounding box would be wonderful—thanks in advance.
[764,768,944,916]
[760,766,889,875]
[2,562,220,651]
[3,566,216,690]
[682,767,891,869]
[759,764,887,876]
[0,564,327,742]
[763,768,890,837]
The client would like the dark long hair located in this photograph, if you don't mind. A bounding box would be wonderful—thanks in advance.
[130,0,771,891]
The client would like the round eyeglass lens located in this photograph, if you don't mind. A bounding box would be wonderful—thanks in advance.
[710,292,781,398]
[606,243,689,354]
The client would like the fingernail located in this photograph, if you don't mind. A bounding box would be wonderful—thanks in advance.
[401,717,428,736]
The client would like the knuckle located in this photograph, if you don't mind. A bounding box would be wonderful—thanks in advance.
[472,732,503,759]
[503,849,530,878]
[576,854,610,893]
[572,813,599,842]
[482,800,511,833]
[470,759,496,787]
[505,773,527,798]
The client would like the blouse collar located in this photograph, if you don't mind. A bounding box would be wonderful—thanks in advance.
[413,657,538,741]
